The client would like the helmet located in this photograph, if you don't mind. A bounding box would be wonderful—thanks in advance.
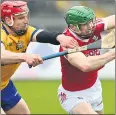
[65,6,96,39]
[1,1,28,21]
[1,1,29,36]
[65,6,95,27]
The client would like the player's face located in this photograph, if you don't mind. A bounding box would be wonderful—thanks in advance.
[12,12,29,31]
[79,21,94,34]
[72,19,96,38]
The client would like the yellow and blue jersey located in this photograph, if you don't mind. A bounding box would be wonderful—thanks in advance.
[1,24,38,90]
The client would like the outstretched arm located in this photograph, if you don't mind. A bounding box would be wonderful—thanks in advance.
[1,44,25,64]
[1,43,43,67]
[66,49,115,72]
[31,29,78,49]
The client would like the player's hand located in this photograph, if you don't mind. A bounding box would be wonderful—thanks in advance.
[22,54,43,67]
[56,34,78,50]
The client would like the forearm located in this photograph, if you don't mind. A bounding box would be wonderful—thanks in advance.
[1,50,25,65]
[86,51,115,71]
[68,51,115,72]
[35,30,61,45]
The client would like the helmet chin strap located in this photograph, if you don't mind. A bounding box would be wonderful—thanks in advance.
[69,27,90,40]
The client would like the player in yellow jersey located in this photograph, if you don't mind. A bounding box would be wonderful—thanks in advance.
[1,1,78,114]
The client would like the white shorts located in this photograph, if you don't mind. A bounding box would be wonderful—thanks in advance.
[58,78,103,114]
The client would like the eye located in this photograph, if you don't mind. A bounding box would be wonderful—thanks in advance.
[19,16,25,20]
[19,17,23,19]
[83,24,86,26]
[80,24,86,27]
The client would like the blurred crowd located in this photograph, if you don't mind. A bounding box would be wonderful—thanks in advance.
[28,0,115,32]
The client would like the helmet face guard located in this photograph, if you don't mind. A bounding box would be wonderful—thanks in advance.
[1,1,29,36]
[65,6,96,38]
[75,18,96,38]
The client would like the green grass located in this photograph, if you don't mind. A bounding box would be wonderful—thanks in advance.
[14,80,115,114]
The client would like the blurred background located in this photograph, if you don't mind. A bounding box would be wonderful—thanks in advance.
[10,0,115,114]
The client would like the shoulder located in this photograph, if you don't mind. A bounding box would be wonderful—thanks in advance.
[1,29,7,43]
[1,23,8,42]
[25,26,37,39]
[95,18,106,32]
[63,28,70,34]
[95,18,105,27]
[27,25,37,32]
[26,25,41,36]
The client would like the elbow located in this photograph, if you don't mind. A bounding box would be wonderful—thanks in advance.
[79,64,92,72]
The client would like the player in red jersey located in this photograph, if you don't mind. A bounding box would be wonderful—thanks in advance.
[58,6,115,114]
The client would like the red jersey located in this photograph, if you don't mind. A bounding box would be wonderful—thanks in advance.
[60,19,106,91]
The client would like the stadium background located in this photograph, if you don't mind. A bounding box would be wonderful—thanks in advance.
[9,0,115,114]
